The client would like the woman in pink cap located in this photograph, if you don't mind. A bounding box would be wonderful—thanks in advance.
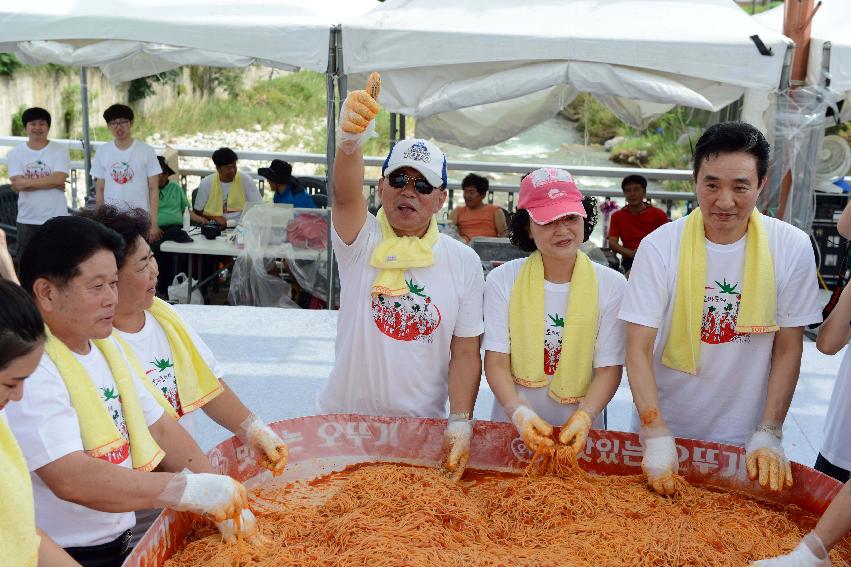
[482,167,627,456]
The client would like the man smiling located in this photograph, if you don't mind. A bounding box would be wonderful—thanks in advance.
[620,122,820,496]
[318,74,484,482]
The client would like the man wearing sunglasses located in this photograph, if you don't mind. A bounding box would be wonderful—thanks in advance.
[318,74,484,483]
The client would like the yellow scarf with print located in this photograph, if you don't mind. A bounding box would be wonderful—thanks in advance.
[203,172,246,216]
[0,415,39,567]
[662,208,778,375]
[370,208,439,296]
[117,298,223,419]
[43,328,165,471]
[509,250,599,403]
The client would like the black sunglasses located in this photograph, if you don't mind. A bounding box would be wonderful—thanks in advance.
[387,172,437,195]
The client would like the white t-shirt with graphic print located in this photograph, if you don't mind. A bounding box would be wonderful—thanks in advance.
[619,214,821,447]
[483,257,627,426]
[114,308,223,438]
[7,140,70,224]
[91,140,161,212]
[4,338,164,548]
[317,214,485,418]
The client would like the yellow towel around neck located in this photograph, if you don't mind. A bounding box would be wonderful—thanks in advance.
[43,328,165,471]
[203,172,246,217]
[662,208,778,375]
[117,298,223,418]
[509,250,599,404]
[0,415,40,567]
[370,208,439,296]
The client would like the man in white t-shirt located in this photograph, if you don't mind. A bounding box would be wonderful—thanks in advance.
[193,147,261,227]
[620,122,821,496]
[8,107,70,265]
[92,104,161,242]
[319,74,484,482]
[6,215,256,566]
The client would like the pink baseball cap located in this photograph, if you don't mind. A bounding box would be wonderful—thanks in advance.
[518,167,586,224]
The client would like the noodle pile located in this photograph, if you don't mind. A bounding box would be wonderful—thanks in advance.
[164,453,851,567]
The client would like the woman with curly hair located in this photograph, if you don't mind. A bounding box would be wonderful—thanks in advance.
[483,168,627,456]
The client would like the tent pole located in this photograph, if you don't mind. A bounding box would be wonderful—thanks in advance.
[80,67,93,206]
[399,114,406,140]
[389,113,397,145]
[324,26,340,310]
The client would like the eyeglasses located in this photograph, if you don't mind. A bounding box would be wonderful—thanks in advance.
[387,172,437,195]
[107,119,131,128]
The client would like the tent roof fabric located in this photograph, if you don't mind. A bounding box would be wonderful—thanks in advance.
[0,0,375,78]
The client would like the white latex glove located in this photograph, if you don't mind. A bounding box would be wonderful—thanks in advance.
[440,417,473,482]
[752,532,830,566]
[237,414,288,476]
[642,435,679,496]
[746,429,793,492]
[558,409,594,455]
[215,508,266,546]
[337,72,381,154]
[157,472,248,523]
[510,405,554,453]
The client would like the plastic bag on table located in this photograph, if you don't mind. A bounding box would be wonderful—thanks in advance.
[167,273,203,304]
[284,210,339,306]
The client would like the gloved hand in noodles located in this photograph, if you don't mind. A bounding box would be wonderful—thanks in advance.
[751,532,830,567]
[216,508,268,546]
[237,414,289,476]
[640,426,679,496]
[746,425,793,492]
[157,471,250,523]
[558,406,595,455]
[337,71,381,154]
[507,401,554,454]
[440,415,473,482]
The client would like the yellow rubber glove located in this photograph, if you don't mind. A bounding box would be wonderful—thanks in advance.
[558,409,593,455]
[238,415,288,477]
[511,405,554,453]
[440,417,472,482]
[746,429,793,492]
[338,72,381,153]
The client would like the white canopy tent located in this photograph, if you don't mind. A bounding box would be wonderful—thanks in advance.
[342,0,793,148]
[756,0,851,120]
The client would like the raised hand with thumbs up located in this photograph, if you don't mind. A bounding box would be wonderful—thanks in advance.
[338,72,382,154]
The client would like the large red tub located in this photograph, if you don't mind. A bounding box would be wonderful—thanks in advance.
[125,414,846,566]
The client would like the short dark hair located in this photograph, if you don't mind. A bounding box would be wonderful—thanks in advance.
[212,147,238,167]
[462,173,489,195]
[509,197,599,252]
[693,121,770,183]
[22,107,51,128]
[0,280,45,370]
[621,174,647,191]
[19,216,125,294]
[77,205,151,268]
[103,104,134,124]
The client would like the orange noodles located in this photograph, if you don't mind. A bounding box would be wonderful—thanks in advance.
[164,459,851,567]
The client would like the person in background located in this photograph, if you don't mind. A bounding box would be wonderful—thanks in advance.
[193,147,261,227]
[0,280,81,566]
[448,173,507,242]
[483,168,626,457]
[607,174,668,274]
[7,216,256,567]
[259,159,316,208]
[321,73,484,483]
[620,122,821,497]
[8,107,70,266]
[92,104,162,242]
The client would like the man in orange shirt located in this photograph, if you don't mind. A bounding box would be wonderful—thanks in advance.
[607,174,668,273]
[449,173,507,242]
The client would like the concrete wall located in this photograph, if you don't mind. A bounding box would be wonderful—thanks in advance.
[0,65,283,138]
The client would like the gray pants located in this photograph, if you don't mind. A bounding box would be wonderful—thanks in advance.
[15,222,41,269]
[131,508,163,548]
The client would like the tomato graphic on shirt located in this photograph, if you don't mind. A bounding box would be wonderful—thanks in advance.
[98,385,130,465]
[544,313,565,375]
[371,279,442,343]
[23,160,52,179]
[110,161,135,185]
[701,278,750,345]
[146,357,183,417]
